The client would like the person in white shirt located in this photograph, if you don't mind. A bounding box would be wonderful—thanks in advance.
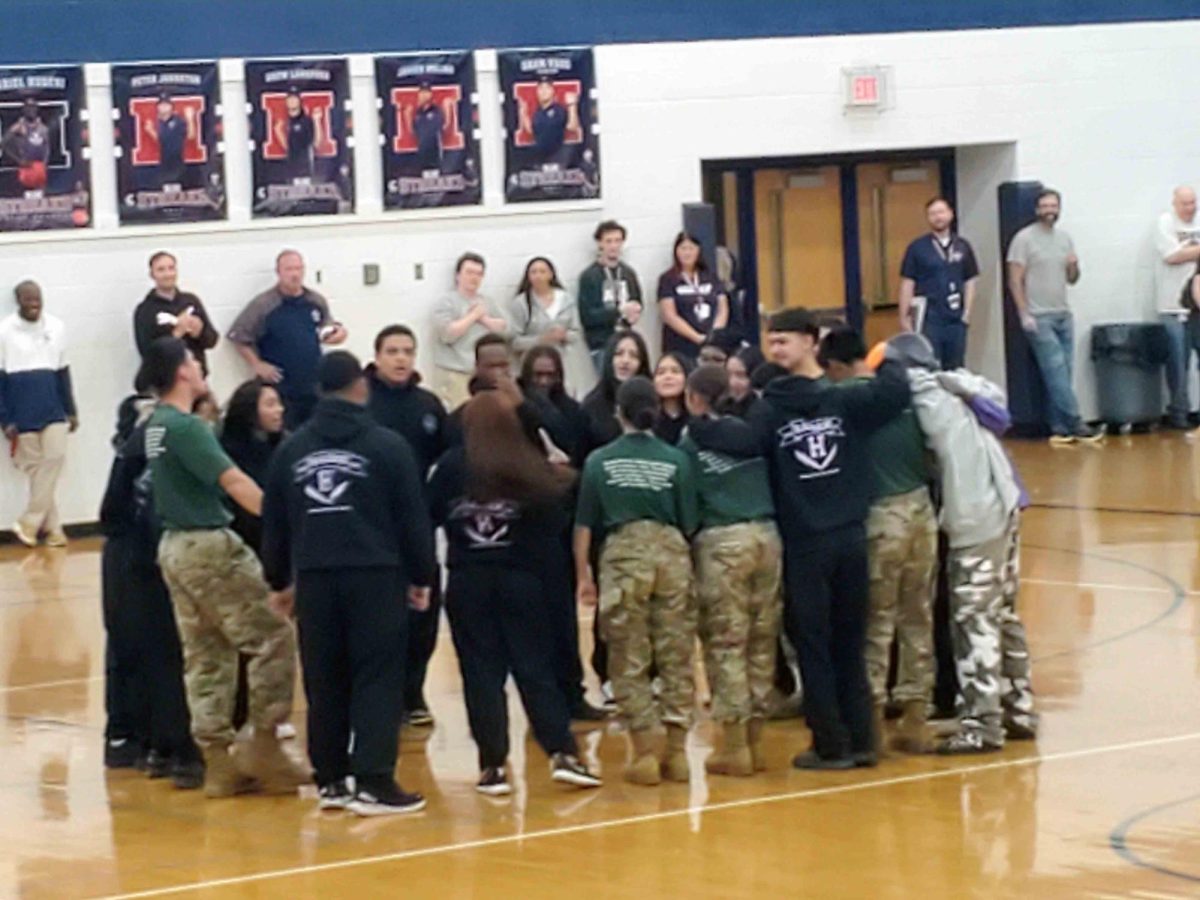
[1154,186,1200,429]
[430,253,507,409]
[504,256,591,394]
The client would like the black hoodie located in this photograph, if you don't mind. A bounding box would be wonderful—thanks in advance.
[749,362,909,540]
[365,364,447,479]
[261,398,436,591]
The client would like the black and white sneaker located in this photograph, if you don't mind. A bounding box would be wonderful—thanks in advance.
[476,767,511,796]
[406,707,435,728]
[936,731,1003,755]
[318,778,354,810]
[347,783,426,817]
[550,753,601,788]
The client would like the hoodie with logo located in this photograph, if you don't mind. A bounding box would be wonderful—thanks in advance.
[749,362,910,541]
[364,364,447,480]
[261,398,436,591]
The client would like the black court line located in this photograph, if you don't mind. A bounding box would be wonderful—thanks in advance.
[1110,792,1200,884]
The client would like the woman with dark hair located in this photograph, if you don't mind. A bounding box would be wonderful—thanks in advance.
[219,379,285,553]
[429,392,602,795]
[653,351,694,444]
[657,232,729,362]
[720,345,766,419]
[506,257,591,392]
[574,377,698,786]
[581,329,652,447]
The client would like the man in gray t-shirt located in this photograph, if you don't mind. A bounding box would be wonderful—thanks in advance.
[1007,189,1099,444]
[430,252,507,409]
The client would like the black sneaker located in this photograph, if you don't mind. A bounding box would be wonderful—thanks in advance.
[348,783,426,817]
[570,701,609,723]
[318,778,354,810]
[104,737,143,770]
[145,749,172,779]
[476,767,511,796]
[1004,720,1038,741]
[406,707,434,728]
[171,759,205,790]
[936,731,1003,755]
[550,753,602,788]
[791,750,854,771]
[1073,424,1105,443]
[852,751,879,768]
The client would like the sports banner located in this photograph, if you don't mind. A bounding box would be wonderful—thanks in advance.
[375,52,481,210]
[0,67,90,231]
[111,62,225,224]
[245,58,354,218]
[498,47,598,203]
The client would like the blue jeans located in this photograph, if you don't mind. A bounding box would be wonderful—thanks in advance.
[1161,312,1194,423]
[1028,311,1081,436]
[921,320,967,370]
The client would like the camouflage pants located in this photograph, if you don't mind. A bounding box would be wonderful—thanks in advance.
[866,488,937,705]
[947,513,1037,744]
[598,520,697,732]
[695,520,783,723]
[158,528,296,750]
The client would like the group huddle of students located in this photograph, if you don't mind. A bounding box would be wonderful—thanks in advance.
[100,299,1037,816]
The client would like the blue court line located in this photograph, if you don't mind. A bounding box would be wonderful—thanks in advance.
[1110,793,1200,884]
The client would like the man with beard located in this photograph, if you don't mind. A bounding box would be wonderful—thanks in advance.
[1007,189,1101,445]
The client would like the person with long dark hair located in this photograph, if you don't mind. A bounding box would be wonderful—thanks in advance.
[720,345,766,419]
[652,351,693,444]
[656,232,729,362]
[220,379,286,551]
[429,392,602,795]
[581,329,652,448]
[505,258,591,389]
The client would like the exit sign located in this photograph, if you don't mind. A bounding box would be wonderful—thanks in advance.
[842,66,891,111]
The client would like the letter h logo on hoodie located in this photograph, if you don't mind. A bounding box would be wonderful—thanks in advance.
[777,416,845,480]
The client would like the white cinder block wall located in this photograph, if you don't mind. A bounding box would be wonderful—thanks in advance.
[1,20,1196,526]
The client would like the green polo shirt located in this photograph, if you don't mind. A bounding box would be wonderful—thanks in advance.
[678,434,774,529]
[844,375,930,500]
[576,432,698,535]
[145,403,235,530]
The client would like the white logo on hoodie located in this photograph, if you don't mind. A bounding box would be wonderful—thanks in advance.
[778,417,845,480]
[293,450,368,513]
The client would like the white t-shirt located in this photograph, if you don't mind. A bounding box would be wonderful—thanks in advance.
[1154,211,1200,313]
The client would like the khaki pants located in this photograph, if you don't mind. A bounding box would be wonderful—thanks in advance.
[434,367,472,411]
[14,421,68,535]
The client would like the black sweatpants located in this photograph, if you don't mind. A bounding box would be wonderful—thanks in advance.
[404,565,442,712]
[933,530,961,714]
[783,524,873,759]
[445,566,576,770]
[295,567,408,788]
[547,531,585,709]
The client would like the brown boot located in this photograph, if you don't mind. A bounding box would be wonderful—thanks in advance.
[891,700,932,754]
[202,745,259,799]
[661,724,690,783]
[235,727,312,795]
[624,728,662,786]
[747,718,767,772]
[705,721,754,777]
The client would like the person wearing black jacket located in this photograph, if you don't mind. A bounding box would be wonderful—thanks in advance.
[133,252,219,376]
[261,352,437,817]
[99,392,201,786]
[750,308,910,770]
[581,330,652,449]
[365,325,448,728]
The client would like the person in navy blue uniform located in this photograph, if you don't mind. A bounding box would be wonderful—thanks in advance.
[227,250,348,430]
[147,95,191,186]
[521,77,580,166]
[657,232,730,362]
[275,90,314,182]
[409,82,445,172]
[898,197,979,370]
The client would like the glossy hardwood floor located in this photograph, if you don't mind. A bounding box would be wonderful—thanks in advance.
[4,432,1200,898]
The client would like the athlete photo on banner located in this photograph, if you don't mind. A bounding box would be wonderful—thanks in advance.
[112,62,225,224]
[0,66,90,232]
[375,52,481,210]
[245,57,353,218]
[498,47,598,203]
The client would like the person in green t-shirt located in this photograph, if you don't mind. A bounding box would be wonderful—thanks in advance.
[680,365,782,777]
[819,328,937,755]
[139,336,310,799]
[574,376,697,786]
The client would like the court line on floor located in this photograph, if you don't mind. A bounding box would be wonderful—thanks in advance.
[1110,792,1200,885]
[1028,502,1200,519]
[97,728,1200,900]
[0,674,103,694]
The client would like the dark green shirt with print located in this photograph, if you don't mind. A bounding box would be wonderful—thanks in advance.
[575,432,698,535]
[145,403,235,530]
[679,423,774,529]
[844,375,930,501]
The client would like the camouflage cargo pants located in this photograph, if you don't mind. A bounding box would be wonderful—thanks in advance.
[695,520,783,723]
[866,488,937,705]
[947,513,1037,744]
[598,520,697,732]
[159,528,296,750]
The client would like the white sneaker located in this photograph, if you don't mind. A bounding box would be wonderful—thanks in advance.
[12,521,37,547]
[45,530,67,548]
[275,722,297,740]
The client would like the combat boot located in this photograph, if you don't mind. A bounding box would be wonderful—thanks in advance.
[705,721,753,777]
[891,700,932,754]
[624,729,661,786]
[747,718,767,772]
[202,745,259,799]
[661,724,690,783]
[236,727,312,795]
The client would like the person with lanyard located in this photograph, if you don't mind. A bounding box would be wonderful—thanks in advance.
[577,220,643,373]
[657,232,729,363]
[431,252,508,410]
[364,324,448,729]
[134,252,219,377]
[261,352,437,816]
[680,365,782,777]
[428,391,602,796]
[574,377,699,786]
[227,249,348,430]
[898,197,980,370]
[139,337,309,799]
[652,351,693,445]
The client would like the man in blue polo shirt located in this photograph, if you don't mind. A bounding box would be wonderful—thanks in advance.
[898,197,980,370]
[228,249,348,429]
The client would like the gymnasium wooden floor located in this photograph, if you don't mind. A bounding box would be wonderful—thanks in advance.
[3,434,1200,899]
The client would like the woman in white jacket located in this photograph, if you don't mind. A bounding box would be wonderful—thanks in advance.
[505,257,593,396]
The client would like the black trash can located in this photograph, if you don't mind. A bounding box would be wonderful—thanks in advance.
[1090,323,1169,427]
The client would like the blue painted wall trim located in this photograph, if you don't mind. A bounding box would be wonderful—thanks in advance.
[3,1,1197,65]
